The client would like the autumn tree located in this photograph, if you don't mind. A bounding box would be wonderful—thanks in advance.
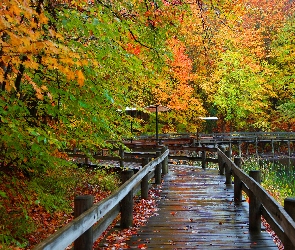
[1,0,295,172]
[269,13,295,130]
[0,0,185,171]
[209,0,294,131]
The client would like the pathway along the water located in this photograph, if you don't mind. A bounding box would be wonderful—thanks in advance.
[126,164,277,249]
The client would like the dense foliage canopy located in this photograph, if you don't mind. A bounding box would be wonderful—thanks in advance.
[1,0,295,169]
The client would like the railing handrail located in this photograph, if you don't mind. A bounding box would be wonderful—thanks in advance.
[213,131,295,140]
[135,132,295,142]
[34,149,169,250]
[217,148,295,247]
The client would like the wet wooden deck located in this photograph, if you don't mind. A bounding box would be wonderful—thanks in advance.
[127,164,278,249]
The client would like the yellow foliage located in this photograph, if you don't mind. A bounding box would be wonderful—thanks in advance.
[41,85,48,91]
[61,67,75,80]
[60,57,75,66]
[39,13,48,24]
[5,79,15,92]
[23,60,39,70]
[10,5,22,16]
[77,70,85,87]
[0,68,4,83]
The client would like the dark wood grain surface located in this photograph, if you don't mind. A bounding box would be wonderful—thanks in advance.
[127,165,278,249]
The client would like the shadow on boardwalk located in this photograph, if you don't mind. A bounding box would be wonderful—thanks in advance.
[127,165,277,249]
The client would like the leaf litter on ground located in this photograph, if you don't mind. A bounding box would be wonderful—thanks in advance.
[93,185,162,250]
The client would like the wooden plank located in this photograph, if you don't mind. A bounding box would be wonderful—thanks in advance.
[127,165,277,249]
[168,155,202,161]
[168,146,217,152]
[168,155,218,163]
[124,152,157,158]
[68,154,144,164]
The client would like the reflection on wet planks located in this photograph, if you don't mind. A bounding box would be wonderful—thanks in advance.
[127,165,278,249]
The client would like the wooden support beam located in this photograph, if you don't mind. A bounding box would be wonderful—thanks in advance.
[120,170,134,229]
[249,170,261,232]
[74,196,93,250]
[233,157,242,202]
[284,197,295,250]
[141,158,149,199]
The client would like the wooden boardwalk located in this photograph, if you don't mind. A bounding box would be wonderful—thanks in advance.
[126,164,278,249]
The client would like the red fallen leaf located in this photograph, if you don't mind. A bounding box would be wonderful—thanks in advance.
[138,243,147,249]
[219,221,223,225]
[170,211,177,216]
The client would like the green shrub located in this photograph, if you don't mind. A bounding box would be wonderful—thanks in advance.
[242,158,295,205]
[89,168,120,192]
[0,164,120,248]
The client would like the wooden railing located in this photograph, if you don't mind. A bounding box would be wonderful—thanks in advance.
[34,140,295,249]
[138,131,295,142]
[213,131,295,141]
[34,148,169,250]
[218,148,295,250]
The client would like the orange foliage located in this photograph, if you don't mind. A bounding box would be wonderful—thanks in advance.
[236,0,292,58]
[0,0,84,96]
[167,38,193,83]
[125,43,141,56]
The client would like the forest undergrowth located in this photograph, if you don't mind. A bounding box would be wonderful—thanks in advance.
[0,165,120,249]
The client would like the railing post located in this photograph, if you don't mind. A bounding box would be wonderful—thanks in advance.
[74,195,94,250]
[161,146,168,174]
[225,149,231,159]
[283,197,295,250]
[201,150,206,169]
[271,139,274,157]
[218,146,225,175]
[119,146,124,168]
[155,151,162,184]
[255,137,259,159]
[234,157,242,202]
[249,170,261,232]
[238,141,242,157]
[225,150,231,184]
[141,158,149,199]
[120,169,134,229]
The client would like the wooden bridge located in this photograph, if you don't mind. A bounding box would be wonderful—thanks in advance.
[126,164,277,249]
[34,134,295,250]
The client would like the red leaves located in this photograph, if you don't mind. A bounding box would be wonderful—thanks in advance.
[138,243,147,249]
[168,38,193,83]
[262,217,284,250]
[125,43,141,56]
[133,198,158,227]
[94,186,162,249]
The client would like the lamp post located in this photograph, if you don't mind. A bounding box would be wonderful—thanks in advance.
[145,104,169,144]
[118,107,137,142]
[199,116,218,134]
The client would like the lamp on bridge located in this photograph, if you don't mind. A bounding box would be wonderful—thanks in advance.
[145,104,170,144]
[118,106,138,142]
[198,116,218,120]
[197,116,218,141]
